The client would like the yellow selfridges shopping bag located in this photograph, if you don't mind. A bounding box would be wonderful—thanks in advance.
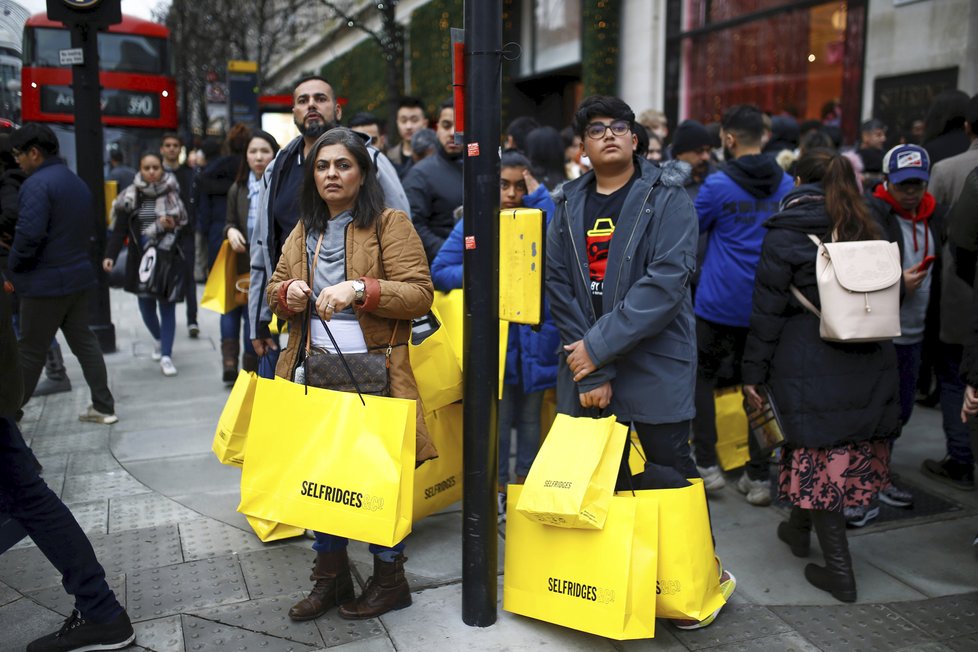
[408,307,463,413]
[211,370,258,467]
[238,378,416,548]
[201,240,248,314]
[504,485,658,640]
[413,403,463,521]
[432,291,464,368]
[244,514,304,543]
[715,386,750,471]
[655,478,726,620]
[517,414,627,529]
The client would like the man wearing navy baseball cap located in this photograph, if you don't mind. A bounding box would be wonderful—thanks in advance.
[864,143,961,525]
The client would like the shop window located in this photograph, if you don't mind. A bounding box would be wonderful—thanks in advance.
[520,0,582,76]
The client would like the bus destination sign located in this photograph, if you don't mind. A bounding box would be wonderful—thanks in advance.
[41,85,160,119]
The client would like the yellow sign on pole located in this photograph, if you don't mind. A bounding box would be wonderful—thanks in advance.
[498,208,545,325]
[227,60,258,73]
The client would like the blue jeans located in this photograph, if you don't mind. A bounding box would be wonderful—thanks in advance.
[935,343,974,466]
[895,342,923,426]
[137,296,176,357]
[312,532,406,561]
[219,306,256,357]
[0,417,122,623]
[498,385,544,487]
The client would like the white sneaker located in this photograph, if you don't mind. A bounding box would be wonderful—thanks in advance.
[697,465,727,492]
[79,404,118,425]
[151,340,162,361]
[736,473,772,506]
[160,356,178,377]
[497,492,507,523]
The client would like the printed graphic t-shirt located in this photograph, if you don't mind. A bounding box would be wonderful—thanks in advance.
[584,170,638,317]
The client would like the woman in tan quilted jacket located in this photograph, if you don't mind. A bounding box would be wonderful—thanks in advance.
[265,128,434,624]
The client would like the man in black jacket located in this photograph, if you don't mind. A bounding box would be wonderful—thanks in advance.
[402,98,463,262]
[160,132,200,337]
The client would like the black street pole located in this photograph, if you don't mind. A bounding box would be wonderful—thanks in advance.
[461,0,501,628]
[70,23,115,352]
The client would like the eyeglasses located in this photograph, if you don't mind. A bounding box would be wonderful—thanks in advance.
[585,120,631,140]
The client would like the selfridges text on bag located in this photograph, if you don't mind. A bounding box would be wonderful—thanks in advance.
[790,234,901,342]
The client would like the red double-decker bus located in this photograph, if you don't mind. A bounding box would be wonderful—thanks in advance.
[20,12,177,171]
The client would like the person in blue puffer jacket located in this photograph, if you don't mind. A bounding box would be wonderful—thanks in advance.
[430,150,560,518]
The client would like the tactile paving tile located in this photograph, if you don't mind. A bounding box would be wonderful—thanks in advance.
[67,451,124,475]
[701,632,821,652]
[11,499,108,550]
[127,555,248,620]
[671,604,793,650]
[889,592,978,638]
[109,493,204,532]
[0,580,20,607]
[239,545,320,599]
[61,469,149,503]
[773,603,936,652]
[179,518,271,561]
[316,610,386,648]
[89,524,185,578]
[28,429,109,456]
[945,632,978,652]
[0,544,70,592]
[132,615,185,652]
[181,614,320,652]
[28,573,126,616]
[195,592,326,647]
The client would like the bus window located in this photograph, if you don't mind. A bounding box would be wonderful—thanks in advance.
[26,28,167,75]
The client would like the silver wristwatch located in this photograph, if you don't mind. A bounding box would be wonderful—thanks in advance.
[352,279,366,305]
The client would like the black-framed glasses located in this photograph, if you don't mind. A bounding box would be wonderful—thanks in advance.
[585,120,631,140]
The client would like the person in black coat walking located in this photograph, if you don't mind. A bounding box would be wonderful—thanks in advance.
[742,149,900,603]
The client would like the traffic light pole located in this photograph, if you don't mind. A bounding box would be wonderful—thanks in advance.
[461,0,502,628]
[70,22,115,353]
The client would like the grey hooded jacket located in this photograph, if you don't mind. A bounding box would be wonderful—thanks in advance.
[546,158,698,424]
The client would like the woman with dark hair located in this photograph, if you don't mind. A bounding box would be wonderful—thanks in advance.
[218,130,280,382]
[265,127,435,623]
[923,89,970,165]
[742,148,900,603]
[198,123,251,269]
[525,126,568,191]
[104,152,188,376]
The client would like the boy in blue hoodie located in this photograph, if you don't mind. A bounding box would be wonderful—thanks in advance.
[692,105,794,505]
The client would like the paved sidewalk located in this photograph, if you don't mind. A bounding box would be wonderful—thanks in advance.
[1,288,976,651]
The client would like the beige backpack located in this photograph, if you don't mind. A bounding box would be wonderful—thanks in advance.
[790,234,902,343]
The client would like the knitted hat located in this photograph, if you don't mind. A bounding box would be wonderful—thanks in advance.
[671,120,712,155]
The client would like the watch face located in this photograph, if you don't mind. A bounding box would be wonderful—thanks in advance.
[63,0,101,7]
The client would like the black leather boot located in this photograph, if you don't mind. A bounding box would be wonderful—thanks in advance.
[288,550,356,621]
[338,555,411,619]
[777,506,811,557]
[805,510,856,602]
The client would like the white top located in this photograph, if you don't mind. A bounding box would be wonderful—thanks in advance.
[310,317,368,353]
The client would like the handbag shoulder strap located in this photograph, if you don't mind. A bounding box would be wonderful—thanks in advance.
[790,233,824,317]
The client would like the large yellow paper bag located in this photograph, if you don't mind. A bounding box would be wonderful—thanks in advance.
[517,414,626,529]
[409,307,463,412]
[238,378,415,548]
[201,240,247,314]
[714,386,749,471]
[504,485,658,640]
[211,370,258,467]
[413,404,463,521]
[244,515,305,543]
[654,478,726,620]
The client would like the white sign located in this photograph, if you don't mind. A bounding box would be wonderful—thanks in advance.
[59,48,84,66]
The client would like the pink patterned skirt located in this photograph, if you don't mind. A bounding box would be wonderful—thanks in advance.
[778,440,890,511]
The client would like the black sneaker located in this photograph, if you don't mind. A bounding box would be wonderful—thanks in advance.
[921,457,975,491]
[27,609,135,651]
[188,323,200,338]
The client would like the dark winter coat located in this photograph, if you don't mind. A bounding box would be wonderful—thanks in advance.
[546,157,698,424]
[949,167,978,385]
[402,148,463,262]
[196,155,239,234]
[7,157,97,298]
[0,168,25,250]
[741,185,901,449]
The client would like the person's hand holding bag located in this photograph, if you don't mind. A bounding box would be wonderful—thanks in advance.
[315,280,357,321]
[286,279,313,314]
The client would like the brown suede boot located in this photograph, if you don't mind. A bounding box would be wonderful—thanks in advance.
[288,550,355,621]
[338,555,411,620]
[221,339,239,383]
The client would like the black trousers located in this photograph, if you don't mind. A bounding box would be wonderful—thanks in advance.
[692,317,769,480]
[615,419,700,491]
[18,290,114,414]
